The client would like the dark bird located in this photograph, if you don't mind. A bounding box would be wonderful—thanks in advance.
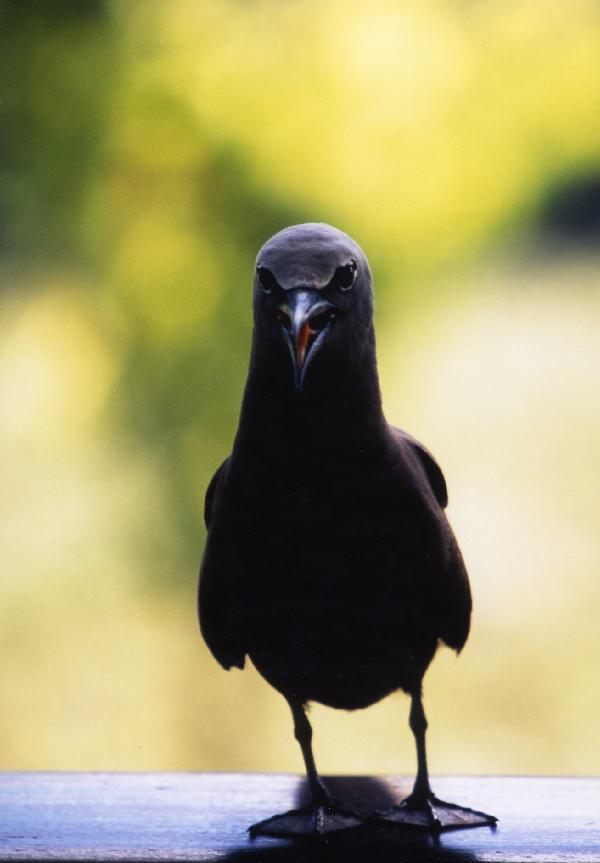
[198,223,497,837]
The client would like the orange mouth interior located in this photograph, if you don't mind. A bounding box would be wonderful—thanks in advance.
[295,320,314,369]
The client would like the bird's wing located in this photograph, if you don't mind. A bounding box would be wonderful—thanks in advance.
[390,426,471,651]
[204,457,230,529]
[391,427,448,509]
[440,534,472,653]
[199,457,246,671]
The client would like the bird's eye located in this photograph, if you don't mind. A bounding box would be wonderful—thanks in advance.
[256,266,278,295]
[329,260,357,292]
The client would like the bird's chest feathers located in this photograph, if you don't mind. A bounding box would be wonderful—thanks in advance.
[224,447,425,592]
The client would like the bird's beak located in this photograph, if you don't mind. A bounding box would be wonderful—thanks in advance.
[278,289,336,390]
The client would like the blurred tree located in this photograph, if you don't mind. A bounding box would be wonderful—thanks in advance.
[540,174,600,244]
[1,0,600,774]
[0,1,118,263]
[2,0,600,590]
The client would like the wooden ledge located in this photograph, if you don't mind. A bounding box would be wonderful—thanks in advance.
[0,772,598,861]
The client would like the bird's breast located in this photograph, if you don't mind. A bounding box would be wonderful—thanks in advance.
[216,462,440,699]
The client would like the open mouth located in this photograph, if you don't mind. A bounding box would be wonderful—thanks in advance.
[277,293,337,390]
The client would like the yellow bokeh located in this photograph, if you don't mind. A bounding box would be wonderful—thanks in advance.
[1,0,599,778]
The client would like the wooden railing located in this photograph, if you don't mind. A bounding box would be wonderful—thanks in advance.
[1,773,598,861]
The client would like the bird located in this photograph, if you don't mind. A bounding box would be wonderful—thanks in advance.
[198,223,497,837]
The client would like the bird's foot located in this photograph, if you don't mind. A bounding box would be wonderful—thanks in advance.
[249,796,365,838]
[375,790,498,833]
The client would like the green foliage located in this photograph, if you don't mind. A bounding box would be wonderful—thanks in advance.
[2,0,600,585]
[1,0,600,772]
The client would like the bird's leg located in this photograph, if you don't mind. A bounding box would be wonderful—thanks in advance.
[374,690,498,832]
[290,700,331,807]
[408,689,433,805]
[399,690,443,829]
[248,700,364,838]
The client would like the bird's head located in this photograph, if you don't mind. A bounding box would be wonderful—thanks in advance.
[253,223,374,391]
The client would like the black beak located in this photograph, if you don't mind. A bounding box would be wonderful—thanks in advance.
[278,289,337,390]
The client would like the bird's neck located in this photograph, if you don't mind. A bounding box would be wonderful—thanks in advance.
[235,326,386,457]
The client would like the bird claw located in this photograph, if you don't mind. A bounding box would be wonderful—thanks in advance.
[249,798,365,838]
[375,792,498,832]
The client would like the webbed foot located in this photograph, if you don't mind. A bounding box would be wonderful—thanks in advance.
[375,790,498,832]
[249,797,365,838]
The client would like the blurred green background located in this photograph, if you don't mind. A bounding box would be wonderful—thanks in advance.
[1,0,599,777]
